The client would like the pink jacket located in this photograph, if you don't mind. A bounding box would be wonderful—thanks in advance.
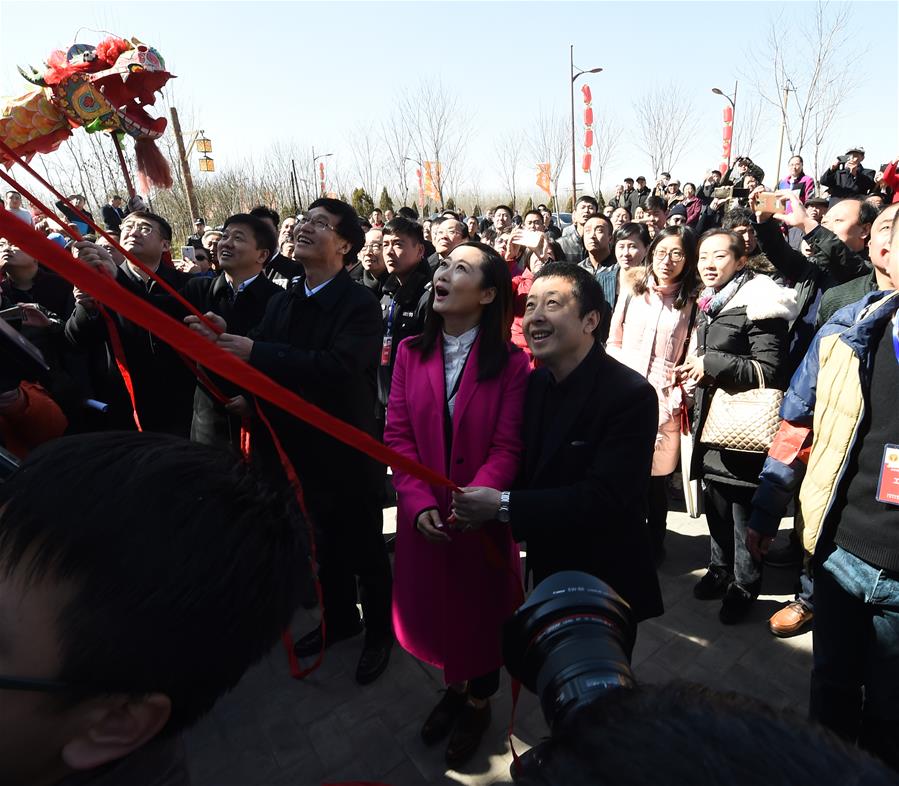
[606,276,698,476]
[384,335,529,682]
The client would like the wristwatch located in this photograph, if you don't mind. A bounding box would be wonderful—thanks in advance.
[498,491,511,523]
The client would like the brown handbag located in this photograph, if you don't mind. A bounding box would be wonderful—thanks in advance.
[699,360,783,453]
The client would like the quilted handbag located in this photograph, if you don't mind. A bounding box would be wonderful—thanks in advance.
[699,360,783,453]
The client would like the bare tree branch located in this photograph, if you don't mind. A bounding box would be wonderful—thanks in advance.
[633,82,698,176]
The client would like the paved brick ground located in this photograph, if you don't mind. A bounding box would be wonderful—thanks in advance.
[185,509,810,786]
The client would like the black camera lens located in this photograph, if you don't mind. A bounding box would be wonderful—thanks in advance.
[503,571,635,732]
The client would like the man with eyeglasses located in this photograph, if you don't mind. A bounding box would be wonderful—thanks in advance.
[186,198,393,686]
[65,211,197,437]
[427,217,468,273]
[357,226,388,295]
[0,431,303,786]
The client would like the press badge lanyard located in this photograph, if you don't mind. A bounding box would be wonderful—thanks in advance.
[875,312,899,506]
[381,296,397,366]
[892,312,899,366]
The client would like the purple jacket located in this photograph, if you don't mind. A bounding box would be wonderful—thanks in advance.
[778,173,815,204]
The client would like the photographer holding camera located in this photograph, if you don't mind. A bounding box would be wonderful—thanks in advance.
[820,146,877,204]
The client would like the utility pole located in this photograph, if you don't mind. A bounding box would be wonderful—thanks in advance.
[774,84,791,187]
[170,107,200,223]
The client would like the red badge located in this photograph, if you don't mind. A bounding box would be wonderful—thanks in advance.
[876,444,899,506]
[380,335,393,366]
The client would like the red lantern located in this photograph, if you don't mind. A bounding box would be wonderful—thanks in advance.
[584,107,593,126]
[582,151,592,172]
[581,84,592,103]
[584,128,594,149]
[723,106,734,124]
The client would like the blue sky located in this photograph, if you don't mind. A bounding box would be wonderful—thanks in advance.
[1,0,895,202]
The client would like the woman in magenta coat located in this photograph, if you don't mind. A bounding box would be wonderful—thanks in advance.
[385,241,529,767]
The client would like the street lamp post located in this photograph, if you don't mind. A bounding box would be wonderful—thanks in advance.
[711,80,738,169]
[312,147,333,199]
[569,45,602,207]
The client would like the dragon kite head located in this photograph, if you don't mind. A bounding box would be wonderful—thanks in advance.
[37,37,174,141]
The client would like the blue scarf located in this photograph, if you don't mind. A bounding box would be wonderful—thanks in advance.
[698,270,749,318]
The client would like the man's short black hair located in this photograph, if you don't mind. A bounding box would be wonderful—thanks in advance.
[223,213,278,258]
[249,205,280,228]
[646,196,667,213]
[722,207,756,231]
[397,206,418,221]
[623,177,635,185]
[383,216,425,246]
[523,209,543,223]
[532,681,897,785]
[0,432,302,735]
[849,196,879,228]
[308,197,366,262]
[576,195,599,210]
[533,261,606,335]
[493,204,513,215]
[125,210,173,242]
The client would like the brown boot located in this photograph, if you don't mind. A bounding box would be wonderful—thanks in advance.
[445,700,491,767]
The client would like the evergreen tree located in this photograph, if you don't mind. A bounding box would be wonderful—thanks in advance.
[565,195,574,212]
[472,203,481,217]
[445,197,456,212]
[351,188,375,218]
[378,187,394,213]
[522,197,534,215]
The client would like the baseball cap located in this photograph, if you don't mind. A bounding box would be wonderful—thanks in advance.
[845,146,865,156]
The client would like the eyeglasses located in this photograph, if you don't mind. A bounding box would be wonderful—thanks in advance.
[361,243,383,252]
[120,222,158,237]
[297,215,337,233]
[653,249,685,261]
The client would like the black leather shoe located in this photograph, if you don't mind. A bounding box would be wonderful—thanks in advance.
[693,567,733,600]
[293,619,363,658]
[719,583,756,624]
[421,689,467,746]
[355,637,392,685]
[445,700,491,767]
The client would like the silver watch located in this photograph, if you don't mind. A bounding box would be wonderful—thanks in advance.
[498,491,511,523]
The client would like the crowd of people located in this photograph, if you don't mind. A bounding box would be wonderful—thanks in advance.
[0,141,898,784]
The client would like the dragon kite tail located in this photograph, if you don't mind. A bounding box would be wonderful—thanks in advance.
[134,137,173,190]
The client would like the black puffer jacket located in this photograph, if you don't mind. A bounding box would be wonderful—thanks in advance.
[690,274,799,487]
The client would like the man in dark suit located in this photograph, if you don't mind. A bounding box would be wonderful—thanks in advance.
[101,195,126,233]
[452,262,663,622]
[65,211,196,437]
[187,198,392,685]
[250,206,303,287]
[177,213,281,451]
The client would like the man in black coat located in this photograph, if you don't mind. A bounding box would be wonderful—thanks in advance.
[101,195,126,234]
[452,263,663,623]
[820,146,876,204]
[177,213,282,451]
[65,211,196,437]
[187,198,392,685]
[379,217,432,410]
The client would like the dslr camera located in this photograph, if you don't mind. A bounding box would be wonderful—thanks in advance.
[502,571,635,780]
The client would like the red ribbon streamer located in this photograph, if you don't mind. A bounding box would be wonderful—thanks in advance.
[0,212,460,490]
